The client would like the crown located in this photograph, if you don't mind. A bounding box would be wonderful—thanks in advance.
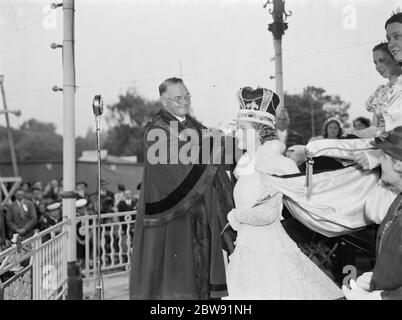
[236,87,280,128]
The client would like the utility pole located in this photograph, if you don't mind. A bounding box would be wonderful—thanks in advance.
[310,100,315,137]
[0,76,20,177]
[51,0,82,300]
[264,0,292,110]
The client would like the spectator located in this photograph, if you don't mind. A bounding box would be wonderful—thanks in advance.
[322,118,343,139]
[76,181,90,201]
[353,117,371,131]
[114,183,126,208]
[44,179,62,202]
[31,187,45,226]
[275,109,304,150]
[39,202,62,230]
[32,180,43,191]
[365,42,402,130]
[98,179,115,214]
[340,113,352,135]
[117,190,137,212]
[6,188,37,240]
[117,190,137,236]
[21,181,32,200]
[39,202,62,242]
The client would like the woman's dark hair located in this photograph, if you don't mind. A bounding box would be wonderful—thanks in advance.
[353,117,371,129]
[322,119,343,138]
[373,42,394,59]
[385,11,402,29]
[250,123,278,144]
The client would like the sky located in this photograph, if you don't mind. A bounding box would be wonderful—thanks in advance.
[0,0,400,138]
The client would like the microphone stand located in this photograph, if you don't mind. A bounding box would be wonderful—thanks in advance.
[93,95,104,300]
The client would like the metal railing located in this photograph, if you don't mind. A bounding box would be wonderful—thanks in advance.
[0,220,69,300]
[77,210,136,291]
[0,210,136,299]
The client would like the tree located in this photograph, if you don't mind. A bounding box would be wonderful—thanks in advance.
[76,127,97,158]
[16,119,62,161]
[15,131,62,161]
[20,119,57,133]
[0,119,93,162]
[103,88,161,162]
[285,86,350,143]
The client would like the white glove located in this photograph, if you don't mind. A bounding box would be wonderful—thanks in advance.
[356,272,373,291]
[354,152,370,170]
[342,279,382,300]
[227,209,240,231]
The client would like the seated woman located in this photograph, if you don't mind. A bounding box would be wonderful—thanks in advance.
[342,126,402,300]
[308,118,343,143]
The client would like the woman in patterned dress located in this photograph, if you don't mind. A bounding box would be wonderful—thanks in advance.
[225,87,342,300]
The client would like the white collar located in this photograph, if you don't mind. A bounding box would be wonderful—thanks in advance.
[172,114,186,122]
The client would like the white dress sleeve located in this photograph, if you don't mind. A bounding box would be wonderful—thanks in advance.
[232,188,282,226]
[365,85,388,114]
[383,76,402,131]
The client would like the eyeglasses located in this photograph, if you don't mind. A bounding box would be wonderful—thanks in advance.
[167,94,191,104]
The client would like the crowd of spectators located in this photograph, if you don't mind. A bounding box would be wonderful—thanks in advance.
[0,178,140,252]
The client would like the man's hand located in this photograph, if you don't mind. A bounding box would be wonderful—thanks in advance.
[356,272,373,291]
[354,152,370,170]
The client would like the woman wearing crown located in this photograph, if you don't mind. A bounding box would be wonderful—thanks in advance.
[224,87,342,300]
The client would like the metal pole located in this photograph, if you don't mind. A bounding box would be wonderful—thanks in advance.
[91,94,104,300]
[95,120,103,300]
[62,0,82,300]
[0,76,19,177]
[310,100,315,137]
[273,39,284,108]
[266,0,291,110]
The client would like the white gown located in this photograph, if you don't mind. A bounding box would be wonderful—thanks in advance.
[225,142,343,300]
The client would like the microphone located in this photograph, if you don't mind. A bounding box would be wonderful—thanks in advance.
[92,95,103,134]
[92,95,104,117]
[92,94,104,299]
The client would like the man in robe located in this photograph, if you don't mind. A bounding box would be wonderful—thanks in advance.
[129,77,236,300]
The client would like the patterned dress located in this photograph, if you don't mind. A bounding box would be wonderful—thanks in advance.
[366,75,402,131]
[225,142,343,300]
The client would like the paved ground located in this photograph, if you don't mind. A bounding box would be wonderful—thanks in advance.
[83,272,129,300]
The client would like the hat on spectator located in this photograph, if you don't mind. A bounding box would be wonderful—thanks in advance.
[76,181,88,188]
[46,202,61,211]
[76,198,88,208]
